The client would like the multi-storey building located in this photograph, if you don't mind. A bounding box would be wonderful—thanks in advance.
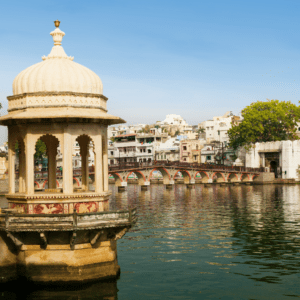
[113,134,138,164]
[135,132,168,163]
[180,140,202,163]
[155,138,180,162]
[198,111,240,144]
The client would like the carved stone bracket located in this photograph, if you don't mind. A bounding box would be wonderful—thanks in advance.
[40,232,47,249]
[70,231,77,250]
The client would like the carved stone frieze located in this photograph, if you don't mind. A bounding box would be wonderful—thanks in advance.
[7,92,108,112]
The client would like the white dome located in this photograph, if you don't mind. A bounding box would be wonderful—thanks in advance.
[12,26,103,95]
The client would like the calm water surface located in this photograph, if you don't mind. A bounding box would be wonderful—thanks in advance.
[1,184,300,299]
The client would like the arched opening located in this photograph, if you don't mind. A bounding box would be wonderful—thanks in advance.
[126,171,145,185]
[34,134,60,193]
[150,168,170,184]
[228,173,239,183]
[196,171,210,183]
[174,170,191,184]
[110,173,123,187]
[13,139,25,193]
[151,170,163,183]
[212,172,225,183]
[241,174,250,182]
[74,135,95,192]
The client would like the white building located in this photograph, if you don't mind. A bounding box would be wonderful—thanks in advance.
[245,140,300,180]
[198,111,240,144]
[155,138,180,162]
[161,114,188,126]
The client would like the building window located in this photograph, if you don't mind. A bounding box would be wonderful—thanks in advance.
[183,158,186,161]
[183,146,187,150]
[206,156,211,161]
[148,149,152,153]
[110,151,114,155]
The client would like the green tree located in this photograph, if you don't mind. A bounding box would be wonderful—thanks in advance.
[174,130,180,136]
[228,100,300,150]
[35,140,47,160]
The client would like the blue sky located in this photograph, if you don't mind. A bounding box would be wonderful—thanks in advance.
[1,0,300,143]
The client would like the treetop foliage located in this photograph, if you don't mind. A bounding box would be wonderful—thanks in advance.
[228,100,300,150]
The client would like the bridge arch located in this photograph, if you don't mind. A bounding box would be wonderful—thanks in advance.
[150,167,170,184]
[126,171,146,185]
[240,174,250,182]
[110,172,123,187]
[212,172,226,183]
[195,171,210,183]
[252,174,259,182]
[73,177,80,187]
[227,173,239,182]
[174,170,191,184]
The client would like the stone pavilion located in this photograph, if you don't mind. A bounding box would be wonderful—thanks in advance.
[0,21,136,283]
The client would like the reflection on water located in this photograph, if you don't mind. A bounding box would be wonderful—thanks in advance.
[1,184,300,299]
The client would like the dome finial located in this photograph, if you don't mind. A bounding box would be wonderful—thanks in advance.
[50,21,65,46]
[54,20,60,28]
[42,21,74,61]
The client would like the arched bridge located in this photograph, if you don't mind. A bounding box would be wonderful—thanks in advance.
[108,161,265,188]
[30,162,264,191]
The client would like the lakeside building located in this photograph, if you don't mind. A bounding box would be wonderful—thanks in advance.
[243,141,300,180]
[155,138,180,162]
[200,141,236,165]
[180,139,202,163]
[110,131,169,165]
[198,111,240,144]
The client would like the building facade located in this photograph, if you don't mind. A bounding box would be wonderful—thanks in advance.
[180,140,202,163]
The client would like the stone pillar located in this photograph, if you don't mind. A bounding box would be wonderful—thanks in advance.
[118,182,127,192]
[141,180,150,190]
[63,129,73,194]
[19,142,25,193]
[103,130,108,192]
[95,135,103,193]
[47,142,57,189]
[25,135,35,195]
[8,141,15,194]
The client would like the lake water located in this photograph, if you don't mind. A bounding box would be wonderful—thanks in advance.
[1,184,300,299]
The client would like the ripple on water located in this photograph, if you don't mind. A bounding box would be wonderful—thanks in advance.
[2,184,300,299]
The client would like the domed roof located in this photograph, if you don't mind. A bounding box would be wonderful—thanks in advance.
[0,21,126,126]
[12,22,103,95]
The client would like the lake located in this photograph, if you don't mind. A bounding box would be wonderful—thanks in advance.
[1,183,300,299]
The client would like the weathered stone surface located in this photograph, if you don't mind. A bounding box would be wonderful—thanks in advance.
[0,233,17,283]
[17,240,119,282]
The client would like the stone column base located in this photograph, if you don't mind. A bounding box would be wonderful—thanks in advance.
[118,186,126,192]
[166,184,174,189]
[0,240,120,283]
[186,184,195,189]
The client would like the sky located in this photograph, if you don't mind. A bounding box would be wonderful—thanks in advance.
[1,0,300,144]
